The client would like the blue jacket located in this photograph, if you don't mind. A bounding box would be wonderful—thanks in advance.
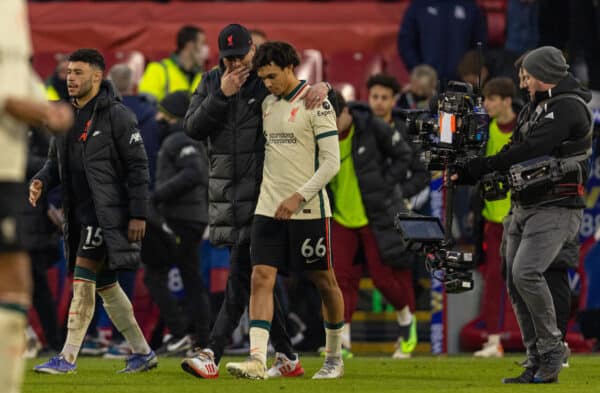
[397,0,487,83]
[123,95,160,190]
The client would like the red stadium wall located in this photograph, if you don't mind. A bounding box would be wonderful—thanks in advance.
[29,1,506,88]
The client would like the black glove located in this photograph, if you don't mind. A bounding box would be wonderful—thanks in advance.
[453,159,479,185]
[467,156,489,180]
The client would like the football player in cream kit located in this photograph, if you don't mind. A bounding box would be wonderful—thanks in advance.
[226,41,345,380]
[0,1,73,392]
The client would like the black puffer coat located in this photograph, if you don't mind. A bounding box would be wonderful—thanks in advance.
[34,81,149,270]
[184,67,267,246]
[335,103,414,266]
[154,122,208,224]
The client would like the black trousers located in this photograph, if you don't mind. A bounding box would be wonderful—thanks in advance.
[30,250,63,351]
[143,221,211,346]
[208,244,294,363]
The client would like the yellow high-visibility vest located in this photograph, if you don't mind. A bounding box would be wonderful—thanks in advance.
[138,56,202,102]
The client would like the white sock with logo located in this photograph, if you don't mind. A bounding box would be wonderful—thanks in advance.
[249,321,271,366]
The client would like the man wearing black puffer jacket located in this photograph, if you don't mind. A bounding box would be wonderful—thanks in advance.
[327,94,417,359]
[182,24,332,379]
[456,46,592,384]
[31,49,156,375]
[21,127,63,353]
[142,91,211,355]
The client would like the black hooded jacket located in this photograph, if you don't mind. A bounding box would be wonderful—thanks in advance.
[154,121,208,225]
[484,74,592,208]
[34,80,149,270]
[184,66,268,246]
[331,103,414,266]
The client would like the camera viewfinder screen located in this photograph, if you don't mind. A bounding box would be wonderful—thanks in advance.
[398,218,445,241]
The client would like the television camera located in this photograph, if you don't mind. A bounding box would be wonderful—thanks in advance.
[401,81,489,170]
[394,214,474,294]
[392,80,488,293]
[481,152,590,201]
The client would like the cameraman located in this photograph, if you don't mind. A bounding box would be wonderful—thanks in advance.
[455,46,592,384]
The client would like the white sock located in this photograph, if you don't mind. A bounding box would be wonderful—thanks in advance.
[249,326,270,366]
[0,307,26,393]
[324,322,344,360]
[62,278,96,363]
[396,305,413,326]
[341,323,351,349]
[97,283,150,355]
[487,334,501,345]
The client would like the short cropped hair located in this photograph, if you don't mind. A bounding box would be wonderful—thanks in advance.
[366,73,400,95]
[252,41,300,70]
[109,64,133,94]
[177,25,203,53]
[482,77,516,99]
[411,64,438,84]
[457,50,481,78]
[68,48,105,71]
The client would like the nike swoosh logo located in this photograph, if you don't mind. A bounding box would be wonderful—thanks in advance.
[81,245,95,250]
[306,258,320,264]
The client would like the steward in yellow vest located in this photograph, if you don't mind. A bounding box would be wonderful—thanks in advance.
[138,25,206,102]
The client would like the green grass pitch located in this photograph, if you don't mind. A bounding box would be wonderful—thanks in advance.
[24,355,600,393]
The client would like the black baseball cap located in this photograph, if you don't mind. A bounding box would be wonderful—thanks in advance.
[218,24,253,59]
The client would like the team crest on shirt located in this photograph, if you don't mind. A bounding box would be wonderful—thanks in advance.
[288,107,300,122]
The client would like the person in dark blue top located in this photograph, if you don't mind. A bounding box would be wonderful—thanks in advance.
[397,0,487,84]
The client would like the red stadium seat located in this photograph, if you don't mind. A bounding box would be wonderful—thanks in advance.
[325,51,384,100]
[32,52,64,80]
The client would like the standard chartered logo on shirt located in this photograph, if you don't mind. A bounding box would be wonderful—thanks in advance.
[267,132,297,145]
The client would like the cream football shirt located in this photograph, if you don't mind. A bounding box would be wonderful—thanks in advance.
[0,0,38,182]
[255,80,340,220]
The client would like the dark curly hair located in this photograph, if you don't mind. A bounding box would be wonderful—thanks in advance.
[252,41,300,70]
[68,48,105,71]
[366,73,400,95]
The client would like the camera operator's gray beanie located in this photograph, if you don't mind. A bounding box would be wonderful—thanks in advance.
[522,46,569,84]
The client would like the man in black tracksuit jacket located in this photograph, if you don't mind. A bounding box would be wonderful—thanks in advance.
[32,49,155,374]
[458,47,592,384]
[181,24,332,378]
[142,91,212,353]
[21,128,63,352]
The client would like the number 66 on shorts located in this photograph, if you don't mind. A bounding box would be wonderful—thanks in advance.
[250,216,333,273]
